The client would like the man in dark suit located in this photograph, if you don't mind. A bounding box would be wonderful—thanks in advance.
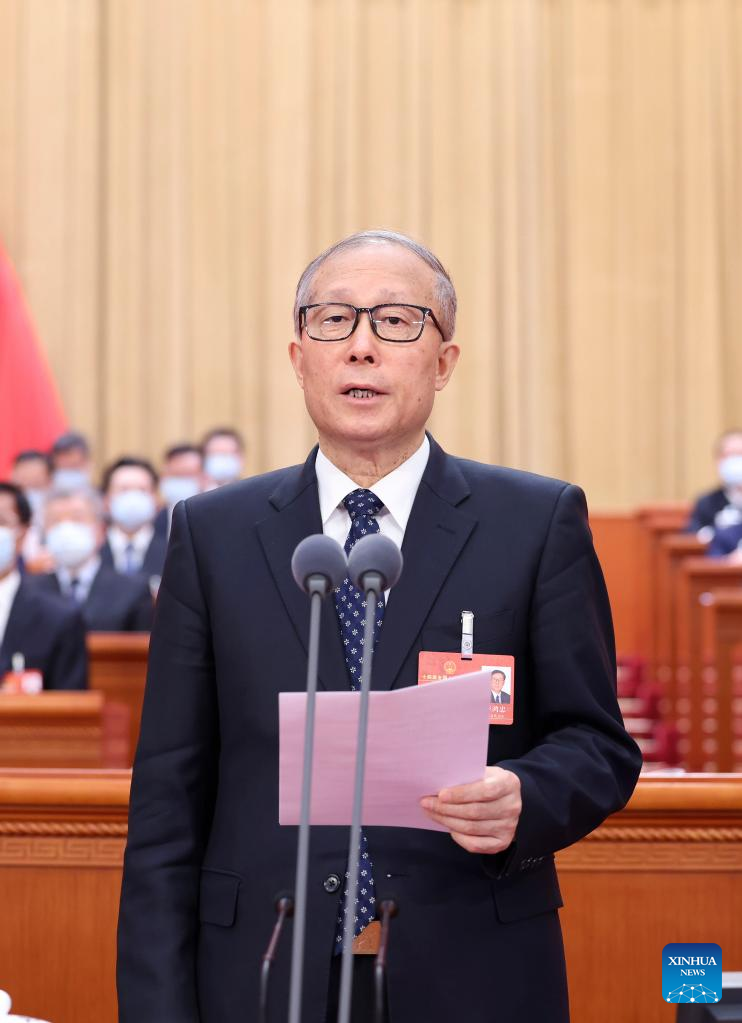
[118,231,641,1023]
[686,429,742,536]
[707,522,742,559]
[0,482,87,689]
[99,457,167,583]
[32,489,153,632]
[489,669,511,704]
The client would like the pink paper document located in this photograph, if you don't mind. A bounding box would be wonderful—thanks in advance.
[279,670,491,831]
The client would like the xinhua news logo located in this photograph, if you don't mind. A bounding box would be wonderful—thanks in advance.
[663,943,722,1004]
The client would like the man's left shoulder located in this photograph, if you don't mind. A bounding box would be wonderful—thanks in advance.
[449,454,580,511]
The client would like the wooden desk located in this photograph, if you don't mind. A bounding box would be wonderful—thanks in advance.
[675,559,742,768]
[0,692,118,768]
[655,533,707,697]
[558,773,742,1023]
[699,589,742,771]
[0,770,739,1023]
[87,633,149,759]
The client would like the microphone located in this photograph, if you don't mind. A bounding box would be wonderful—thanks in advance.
[259,892,295,1023]
[287,535,347,1023]
[337,534,403,1023]
[347,533,403,595]
[292,533,348,595]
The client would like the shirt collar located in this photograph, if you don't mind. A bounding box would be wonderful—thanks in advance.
[0,569,21,605]
[315,434,430,533]
[58,555,101,591]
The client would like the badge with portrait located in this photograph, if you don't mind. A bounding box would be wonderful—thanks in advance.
[417,652,515,725]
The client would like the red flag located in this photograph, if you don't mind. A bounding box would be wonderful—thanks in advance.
[0,244,67,478]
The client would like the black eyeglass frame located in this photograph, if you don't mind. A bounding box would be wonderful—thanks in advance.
[299,303,444,343]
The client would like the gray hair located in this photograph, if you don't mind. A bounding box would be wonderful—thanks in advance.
[293,230,457,343]
[44,487,104,522]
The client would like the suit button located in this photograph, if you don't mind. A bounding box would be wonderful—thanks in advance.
[323,873,341,894]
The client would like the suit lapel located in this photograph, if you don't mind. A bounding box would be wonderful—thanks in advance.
[0,581,35,673]
[257,450,348,692]
[372,438,476,690]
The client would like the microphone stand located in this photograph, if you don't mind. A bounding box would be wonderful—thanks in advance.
[337,572,383,1023]
[259,894,294,1023]
[287,576,326,1023]
[374,899,398,1023]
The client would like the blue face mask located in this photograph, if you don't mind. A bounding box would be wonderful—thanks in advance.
[719,455,742,488]
[204,453,242,484]
[0,526,17,574]
[53,468,91,493]
[110,490,156,532]
[160,475,201,506]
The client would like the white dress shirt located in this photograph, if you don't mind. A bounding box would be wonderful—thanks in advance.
[0,569,22,648]
[315,435,430,601]
[107,525,154,574]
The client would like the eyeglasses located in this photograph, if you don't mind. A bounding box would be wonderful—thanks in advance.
[299,303,442,343]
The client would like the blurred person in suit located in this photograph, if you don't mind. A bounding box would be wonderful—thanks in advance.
[100,458,167,583]
[707,521,742,560]
[50,430,94,493]
[154,443,204,539]
[118,230,641,1023]
[31,489,154,632]
[686,429,742,538]
[0,482,87,689]
[10,449,53,569]
[201,426,246,488]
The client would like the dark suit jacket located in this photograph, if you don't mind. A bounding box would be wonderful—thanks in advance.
[31,566,154,632]
[490,689,510,704]
[118,439,641,1023]
[686,488,731,533]
[708,522,742,557]
[0,577,87,689]
[100,530,168,581]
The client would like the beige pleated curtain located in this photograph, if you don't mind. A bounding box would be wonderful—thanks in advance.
[1,0,741,508]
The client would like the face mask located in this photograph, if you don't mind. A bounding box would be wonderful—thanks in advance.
[53,468,90,493]
[46,521,97,570]
[0,526,17,574]
[160,475,201,506]
[719,455,742,488]
[204,453,241,484]
[110,490,156,532]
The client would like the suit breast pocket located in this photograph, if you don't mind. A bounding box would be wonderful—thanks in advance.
[421,607,514,654]
[199,868,242,927]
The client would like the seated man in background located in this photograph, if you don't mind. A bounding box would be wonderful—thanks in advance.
[154,443,204,539]
[32,489,154,632]
[50,430,94,492]
[100,457,167,583]
[686,428,742,537]
[0,483,87,689]
[201,426,246,488]
[707,521,742,560]
[10,450,52,569]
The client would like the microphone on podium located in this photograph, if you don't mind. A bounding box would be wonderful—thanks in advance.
[286,535,347,1023]
[338,534,403,1023]
[259,892,294,1023]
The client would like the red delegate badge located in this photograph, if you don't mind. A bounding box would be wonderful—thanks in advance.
[418,652,515,725]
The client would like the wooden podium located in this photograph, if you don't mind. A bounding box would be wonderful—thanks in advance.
[0,770,739,1023]
[0,693,128,768]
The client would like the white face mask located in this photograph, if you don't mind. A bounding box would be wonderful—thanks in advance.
[0,526,17,574]
[46,521,97,571]
[719,455,742,489]
[53,468,91,492]
[160,475,201,506]
[110,490,156,532]
[204,453,241,484]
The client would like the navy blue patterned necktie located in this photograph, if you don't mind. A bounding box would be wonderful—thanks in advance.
[332,488,384,951]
